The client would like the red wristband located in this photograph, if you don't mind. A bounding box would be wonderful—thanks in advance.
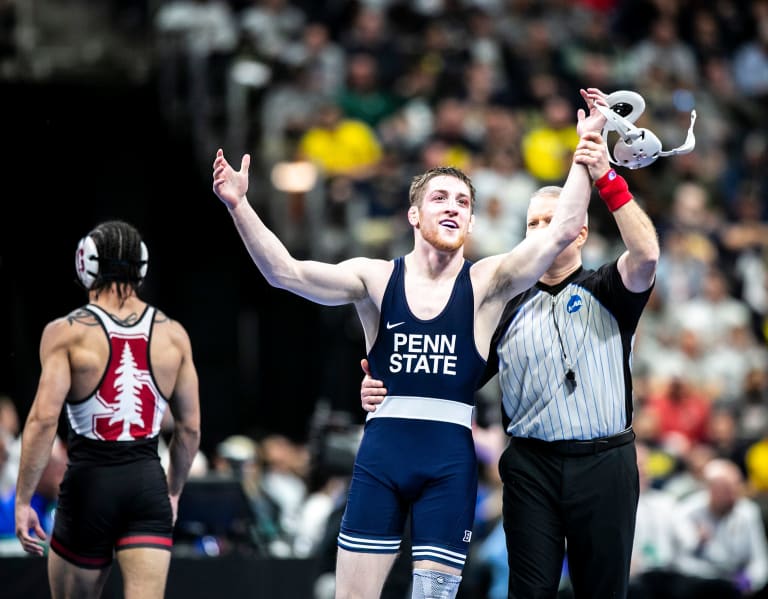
[595,169,632,212]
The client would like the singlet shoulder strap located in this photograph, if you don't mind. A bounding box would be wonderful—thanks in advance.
[85,303,155,335]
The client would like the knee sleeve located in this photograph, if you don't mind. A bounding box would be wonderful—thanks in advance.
[412,569,462,599]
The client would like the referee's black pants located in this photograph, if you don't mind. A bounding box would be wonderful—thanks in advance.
[499,433,639,599]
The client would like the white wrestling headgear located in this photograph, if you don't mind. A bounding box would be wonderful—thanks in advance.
[596,90,697,170]
[75,234,149,289]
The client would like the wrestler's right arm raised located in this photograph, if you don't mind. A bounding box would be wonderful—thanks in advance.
[212,149,377,306]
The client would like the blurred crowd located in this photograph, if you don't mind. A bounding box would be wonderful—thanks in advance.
[3,0,768,597]
[148,0,768,258]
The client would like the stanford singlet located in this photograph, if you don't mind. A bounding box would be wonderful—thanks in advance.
[52,303,174,568]
[65,303,169,464]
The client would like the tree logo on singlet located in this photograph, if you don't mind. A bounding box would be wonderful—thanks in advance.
[93,336,155,441]
[566,294,583,314]
[107,341,147,440]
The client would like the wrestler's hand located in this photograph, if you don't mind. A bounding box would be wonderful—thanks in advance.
[574,131,611,181]
[576,87,609,137]
[212,148,250,210]
[360,358,387,413]
[15,503,47,557]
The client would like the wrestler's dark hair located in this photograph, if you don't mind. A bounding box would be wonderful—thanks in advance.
[86,220,146,301]
[408,166,476,210]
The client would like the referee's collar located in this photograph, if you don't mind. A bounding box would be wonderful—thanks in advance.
[536,266,584,295]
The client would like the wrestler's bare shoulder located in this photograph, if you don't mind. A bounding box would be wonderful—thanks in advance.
[343,256,395,298]
[38,309,100,351]
[344,256,394,280]
[61,307,101,326]
[153,308,192,348]
[46,308,100,333]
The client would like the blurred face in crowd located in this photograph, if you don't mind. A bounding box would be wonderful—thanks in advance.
[704,459,743,517]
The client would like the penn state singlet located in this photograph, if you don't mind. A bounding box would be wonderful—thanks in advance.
[366,256,486,426]
[337,256,486,569]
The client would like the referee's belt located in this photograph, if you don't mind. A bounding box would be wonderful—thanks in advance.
[512,428,635,456]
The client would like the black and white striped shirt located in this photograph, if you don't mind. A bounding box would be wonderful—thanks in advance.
[485,261,652,442]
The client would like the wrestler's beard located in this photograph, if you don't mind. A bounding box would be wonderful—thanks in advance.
[420,221,466,252]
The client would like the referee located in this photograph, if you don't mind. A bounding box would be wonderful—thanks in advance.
[485,140,659,598]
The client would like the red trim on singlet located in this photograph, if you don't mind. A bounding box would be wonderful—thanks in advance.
[50,536,112,567]
[116,535,173,548]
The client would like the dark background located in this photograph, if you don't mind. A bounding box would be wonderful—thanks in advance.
[0,77,368,457]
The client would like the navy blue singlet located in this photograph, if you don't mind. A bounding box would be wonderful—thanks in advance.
[337,257,486,569]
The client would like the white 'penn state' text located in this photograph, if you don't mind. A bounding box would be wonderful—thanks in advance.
[390,333,457,375]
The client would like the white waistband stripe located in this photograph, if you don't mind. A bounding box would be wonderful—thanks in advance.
[366,396,474,429]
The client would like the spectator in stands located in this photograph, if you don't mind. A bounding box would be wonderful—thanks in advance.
[466,145,537,261]
[626,14,699,86]
[663,443,717,502]
[337,5,404,90]
[731,8,768,101]
[1,401,63,547]
[238,0,305,68]
[668,266,753,352]
[739,367,768,443]
[154,0,238,119]
[521,93,580,183]
[671,458,768,598]
[211,434,287,556]
[297,101,383,180]
[646,371,712,452]
[0,396,19,494]
[628,441,679,599]
[336,52,402,130]
[0,429,15,538]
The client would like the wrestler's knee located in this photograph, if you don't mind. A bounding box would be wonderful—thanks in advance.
[412,568,462,599]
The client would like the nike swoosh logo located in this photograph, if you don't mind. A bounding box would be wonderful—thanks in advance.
[386,321,405,330]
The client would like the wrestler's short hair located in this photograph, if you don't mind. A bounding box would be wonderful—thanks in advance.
[408,166,476,210]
